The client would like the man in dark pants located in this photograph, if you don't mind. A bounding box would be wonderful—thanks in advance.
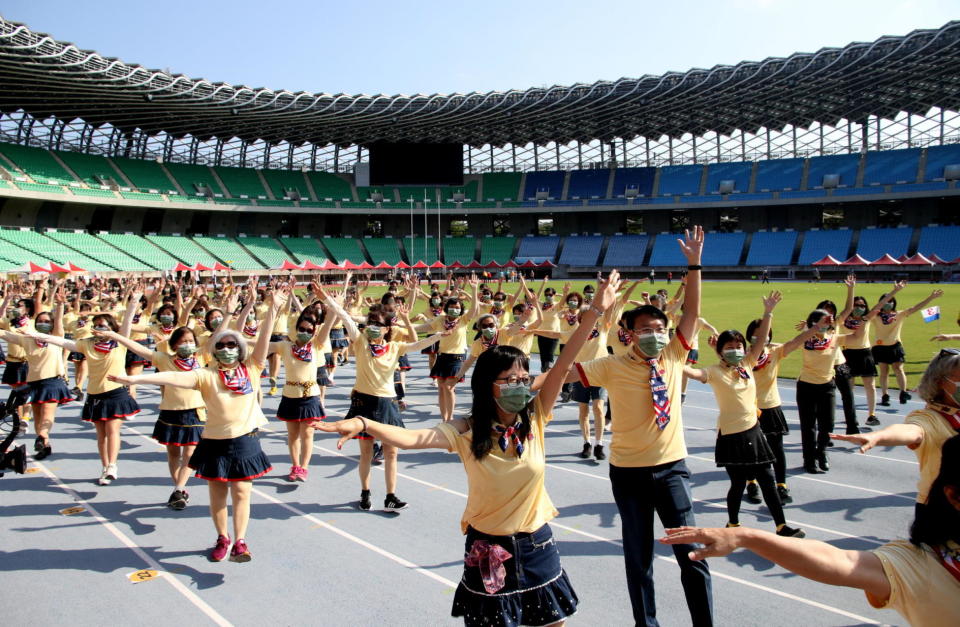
[576,226,712,626]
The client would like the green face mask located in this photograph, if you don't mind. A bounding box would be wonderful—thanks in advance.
[567,300,579,309]
[635,331,669,357]
[882,302,894,311]
[430,298,441,306]
[35,322,53,333]
[159,314,175,325]
[365,326,382,340]
[214,347,239,364]
[176,343,198,357]
[513,315,521,323]
[296,331,313,343]
[722,349,746,365]
[481,327,497,339]
[446,308,461,318]
[495,382,535,413]
[209,317,223,329]
[852,306,866,317]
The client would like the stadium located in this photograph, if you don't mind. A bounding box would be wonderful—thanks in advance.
[2,9,960,627]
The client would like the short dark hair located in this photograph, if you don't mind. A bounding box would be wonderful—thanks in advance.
[745,318,772,344]
[623,305,668,330]
[168,326,196,349]
[815,299,837,316]
[806,309,831,328]
[910,435,960,546]
[715,329,747,355]
[92,313,119,333]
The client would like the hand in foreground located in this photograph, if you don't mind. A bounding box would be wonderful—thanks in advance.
[106,373,136,385]
[659,526,744,561]
[313,418,364,448]
[828,432,876,454]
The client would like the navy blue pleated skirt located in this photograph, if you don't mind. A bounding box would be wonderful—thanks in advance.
[81,386,140,421]
[329,327,350,349]
[277,395,325,422]
[2,360,28,386]
[28,376,73,405]
[188,430,272,482]
[153,409,203,446]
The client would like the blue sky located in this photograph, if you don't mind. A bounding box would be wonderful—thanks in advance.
[2,0,956,95]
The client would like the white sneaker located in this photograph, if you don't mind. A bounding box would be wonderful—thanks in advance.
[98,467,112,485]
[106,463,118,481]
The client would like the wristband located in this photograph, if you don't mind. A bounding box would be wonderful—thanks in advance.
[357,417,369,433]
[687,265,702,271]
[590,306,604,317]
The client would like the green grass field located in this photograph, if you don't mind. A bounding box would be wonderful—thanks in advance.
[338,279,959,387]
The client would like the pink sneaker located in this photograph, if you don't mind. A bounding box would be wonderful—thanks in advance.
[287,466,300,482]
[209,535,231,562]
[230,539,251,563]
[296,467,308,482]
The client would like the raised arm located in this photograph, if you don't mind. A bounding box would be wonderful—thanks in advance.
[865,280,905,321]
[674,225,704,342]
[253,287,287,365]
[119,285,143,338]
[319,285,359,341]
[779,317,827,358]
[107,370,198,390]
[903,288,944,317]
[747,291,780,363]
[94,329,154,360]
[838,274,856,322]
[463,275,481,322]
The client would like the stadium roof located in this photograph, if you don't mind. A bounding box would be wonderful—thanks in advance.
[1,16,959,148]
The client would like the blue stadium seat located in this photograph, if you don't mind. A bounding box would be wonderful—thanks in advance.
[701,232,746,266]
[648,234,688,266]
[862,148,920,186]
[558,235,604,266]
[798,229,853,265]
[755,158,804,191]
[731,192,772,201]
[566,169,610,199]
[657,165,703,196]
[806,154,860,188]
[779,189,826,199]
[923,144,960,181]
[602,234,649,266]
[611,167,655,198]
[589,198,628,206]
[892,181,949,193]
[705,161,752,194]
[522,171,565,200]
[831,187,877,197]
[856,227,912,260]
[917,225,960,261]
[745,231,797,266]
[516,236,560,261]
[680,195,723,203]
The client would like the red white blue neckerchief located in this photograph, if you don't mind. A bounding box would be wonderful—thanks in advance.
[930,402,960,432]
[491,307,504,316]
[726,362,750,380]
[753,351,771,371]
[133,314,141,324]
[879,312,897,325]
[804,336,831,351]
[644,357,671,430]
[159,323,175,335]
[76,318,87,328]
[219,363,253,395]
[481,332,499,350]
[542,301,553,311]
[492,420,531,458]
[430,307,443,317]
[844,317,863,330]
[933,543,960,585]
[291,341,313,362]
[242,322,259,338]
[35,337,48,348]
[368,341,389,358]
[443,317,458,330]
[617,328,632,346]
[174,356,199,371]
[564,312,578,326]
[93,339,117,353]
[588,327,600,340]
[11,316,27,329]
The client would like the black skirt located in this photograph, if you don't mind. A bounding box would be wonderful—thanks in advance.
[188,430,272,481]
[452,524,579,627]
[398,353,412,371]
[316,361,332,387]
[1,360,28,386]
[430,352,465,379]
[153,409,203,446]
[842,348,878,377]
[757,406,789,435]
[81,387,140,422]
[329,327,350,349]
[68,350,85,362]
[871,342,905,365]
[345,390,403,440]
[421,340,440,355]
[27,376,73,405]
[124,339,153,368]
[715,423,775,467]
[277,395,325,422]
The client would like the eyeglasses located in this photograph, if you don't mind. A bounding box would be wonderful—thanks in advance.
[479,324,497,330]
[495,375,531,386]
[214,341,239,350]
[297,328,314,334]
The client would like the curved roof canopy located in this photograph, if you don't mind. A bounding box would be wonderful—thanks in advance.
[1,16,959,148]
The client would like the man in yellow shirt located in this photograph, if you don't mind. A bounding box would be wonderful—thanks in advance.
[576,226,713,626]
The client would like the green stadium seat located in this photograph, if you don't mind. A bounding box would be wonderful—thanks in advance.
[214,197,253,205]
[213,166,269,199]
[362,238,402,265]
[480,236,516,264]
[13,181,67,194]
[145,234,220,267]
[0,179,10,188]
[261,169,312,201]
[0,228,111,271]
[68,187,118,199]
[163,162,226,197]
[442,236,476,264]
[298,200,337,209]
[481,172,523,201]
[402,236,439,264]
[45,230,154,271]
[321,237,366,264]
[356,186,393,201]
[255,199,296,208]
[170,195,211,204]
[98,232,182,270]
[281,237,329,264]
[192,236,264,270]
[379,202,412,210]
[339,201,376,209]
[306,172,353,200]
[56,150,119,186]
[0,143,75,184]
[111,155,179,193]
[119,191,165,202]
[237,236,291,269]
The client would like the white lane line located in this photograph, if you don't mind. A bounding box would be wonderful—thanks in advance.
[122,424,458,590]
[34,460,233,627]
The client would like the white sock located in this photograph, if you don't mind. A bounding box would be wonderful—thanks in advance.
[594,438,604,447]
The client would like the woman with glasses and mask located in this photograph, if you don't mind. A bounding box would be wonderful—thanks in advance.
[452,313,504,383]
[29,288,141,485]
[321,290,445,513]
[107,288,287,563]
[95,324,205,511]
[317,270,621,627]
[684,292,805,538]
[833,347,960,517]
[270,306,337,482]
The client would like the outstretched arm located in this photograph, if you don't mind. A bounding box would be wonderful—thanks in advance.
[94,329,154,360]
[315,415,455,450]
[747,292,780,362]
[830,423,924,453]
[903,288,944,317]
[674,226,704,342]
[107,370,197,390]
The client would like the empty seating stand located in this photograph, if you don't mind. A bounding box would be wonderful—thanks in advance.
[806,154,860,189]
[705,162,752,194]
[701,232,746,266]
[320,237,366,264]
[56,150,119,187]
[862,149,920,187]
[657,165,703,196]
[45,230,153,271]
[306,172,353,200]
[480,236,515,265]
[522,171,565,201]
[261,169,312,201]
[362,238,402,265]
[481,172,522,201]
[923,144,960,182]
[745,231,797,266]
[281,237,328,264]
[611,167,656,198]
[98,232,181,269]
[164,163,226,197]
[111,156,179,193]
[0,144,75,184]
[917,225,960,261]
[797,229,853,265]
[145,234,220,267]
[754,158,803,191]
[403,236,439,264]
[237,236,290,269]
[0,228,106,270]
[602,234,648,266]
[442,237,476,265]
[566,170,609,199]
[516,236,559,262]
[558,236,603,266]
[213,166,269,199]
[647,233,688,266]
[856,227,912,260]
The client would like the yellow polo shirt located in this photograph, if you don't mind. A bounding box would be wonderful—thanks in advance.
[430,316,469,355]
[165,359,266,439]
[753,344,785,409]
[701,359,759,436]
[798,330,851,385]
[8,334,65,381]
[76,337,127,394]
[867,540,960,626]
[353,338,407,398]
[904,405,960,504]
[273,339,326,398]
[874,313,908,346]
[151,351,205,412]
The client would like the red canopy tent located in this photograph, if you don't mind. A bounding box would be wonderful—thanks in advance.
[926,254,952,264]
[950,257,960,265]
[900,253,934,266]
[301,259,323,270]
[341,260,360,270]
[48,262,71,273]
[538,260,557,268]
[840,255,871,266]
[319,259,340,270]
[67,262,86,273]
[503,260,519,268]
[411,260,429,269]
[872,254,901,265]
[212,262,231,271]
[811,255,841,266]
[485,260,503,268]
[429,261,445,269]
[374,261,393,270]
[358,261,375,270]
[466,260,483,269]
[394,261,411,269]
[448,261,465,269]
[519,260,538,268]
[896,254,910,262]
[28,261,51,273]
[278,260,301,271]
[172,262,192,272]
[194,263,212,271]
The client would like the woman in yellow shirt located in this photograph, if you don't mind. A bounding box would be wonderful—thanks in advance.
[64,299,94,400]
[318,270,622,626]
[660,434,960,627]
[839,275,892,427]
[534,283,561,372]
[0,288,36,390]
[108,288,285,563]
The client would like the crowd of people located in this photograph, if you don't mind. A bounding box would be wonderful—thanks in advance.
[2,225,958,626]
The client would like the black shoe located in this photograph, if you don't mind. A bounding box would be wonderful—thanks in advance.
[371,443,384,466]
[383,493,408,513]
[594,444,605,461]
[746,482,762,504]
[72,386,84,402]
[899,391,911,404]
[560,390,571,403]
[35,444,52,461]
[846,425,862,434]
[776,525,806,538]
[817,452,830,472]
[579,442,592,459]
[168,490,188,511]
[681,393,687,405]
[359,490,372,511]
[34,436,44,452]
[865,415,880,426]
[804,462,821,474]
[826,439,835,448]
[879,394,891,406]
[777,485,793,504]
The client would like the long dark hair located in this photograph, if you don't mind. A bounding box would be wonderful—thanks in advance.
[910,435,960,547]
[468,345,532,461]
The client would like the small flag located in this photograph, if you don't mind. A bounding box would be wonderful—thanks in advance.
[922,306,940,323]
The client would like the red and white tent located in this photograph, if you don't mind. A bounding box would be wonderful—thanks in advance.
[194,263,212,271]
[411,260,429,269]
[67,262,86,273]
[811,255,841,266]
[485,260,503,268]
[28,261,51,273]
[429,261,445,269]
[48,262,72,273]
[277,260,301,271]
[172,262,192,272]
[212,262,231,271]
[394,261,411,269]
[358,261,375,270]
[839,254,871,266]
[466,260,484,269]
[341,260,360,270]
[300,259,324,270]
[374,261,394,270]
[900,253,935,266]
[872,254,901,265]
[448,261,465,269]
